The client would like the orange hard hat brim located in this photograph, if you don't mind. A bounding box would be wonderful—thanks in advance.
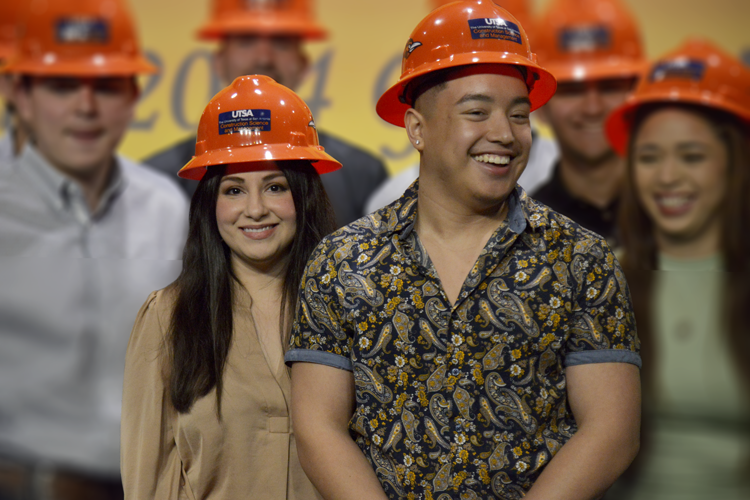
[606,89,750,157]
[1,55,157,76]
[197,17,327,41]
[178,143,342,180]
[376,53,557,128]
[544,59,647,83]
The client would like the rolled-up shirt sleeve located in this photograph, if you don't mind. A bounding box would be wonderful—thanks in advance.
[285,237,354,372]
[563,239,641,368]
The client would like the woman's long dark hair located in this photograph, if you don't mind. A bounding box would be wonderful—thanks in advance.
[167,161,337,415]
[618,103,750,390]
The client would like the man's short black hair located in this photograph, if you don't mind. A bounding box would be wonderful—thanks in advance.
[403,64,529,107]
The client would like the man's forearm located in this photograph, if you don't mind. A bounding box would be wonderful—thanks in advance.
[291,362,388,500]
[296,426,388,500]
[524,363,641,500]
[523,423,639,500]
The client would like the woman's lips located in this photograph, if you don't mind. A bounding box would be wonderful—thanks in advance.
[240,224,277,240]
[654,194,695,217]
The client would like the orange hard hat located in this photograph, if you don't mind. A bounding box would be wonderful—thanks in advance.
[2,0,155,76]
[377,0,556,128]
[179,75,341,180]
[606,38,750,156]
[429,0,535,41]
[534,0,646,82]
[197,0,327,41]
[0,4,24,62]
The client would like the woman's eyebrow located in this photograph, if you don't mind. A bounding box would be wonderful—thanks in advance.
[220,176,246,184]
[262,172,286,181]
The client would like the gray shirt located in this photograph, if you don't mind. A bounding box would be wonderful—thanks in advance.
[0,130,14,165]
[0,145,189,476]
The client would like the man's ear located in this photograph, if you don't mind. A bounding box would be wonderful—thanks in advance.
[404,107,426,153]
[12,79,33,125]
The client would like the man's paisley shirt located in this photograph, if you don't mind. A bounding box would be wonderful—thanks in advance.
[286,183,640,499]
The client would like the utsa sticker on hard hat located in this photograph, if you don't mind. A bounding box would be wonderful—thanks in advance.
[468,18,522,44]
[218,109,272,135]
[179,75,340,180]
[56,18,109,44]
[558,26,611,53]
[431,0,536,40]
[649,60,705,82]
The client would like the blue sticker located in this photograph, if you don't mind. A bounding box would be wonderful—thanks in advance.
[468,18,522,44]
[218,109,271,135]
[558,26,610,53]
[56,18,109,44]
[650,60,705,82]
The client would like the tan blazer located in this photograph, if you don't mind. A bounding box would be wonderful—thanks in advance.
[121,288,322,500]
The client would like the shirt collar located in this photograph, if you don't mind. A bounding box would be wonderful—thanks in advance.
[17,144,125,219]
[395,180,532,241]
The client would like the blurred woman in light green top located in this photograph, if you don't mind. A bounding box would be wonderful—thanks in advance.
[604,38,750,500]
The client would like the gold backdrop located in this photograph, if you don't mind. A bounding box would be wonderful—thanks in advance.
[7,0,750,175]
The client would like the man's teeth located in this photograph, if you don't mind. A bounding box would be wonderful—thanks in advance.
[473,154,510,165]
[657,196,692,208]
[242,226,273,233]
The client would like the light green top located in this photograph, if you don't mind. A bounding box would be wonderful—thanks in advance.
[619,254,750,500]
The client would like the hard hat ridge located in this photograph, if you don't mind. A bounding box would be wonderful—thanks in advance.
[197,0,327,41]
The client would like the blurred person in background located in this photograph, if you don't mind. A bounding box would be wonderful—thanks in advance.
[145,0,388,227]
[0,4,26,162]
[606,38,750,500]
[122,75,337,499]
[531,0,646,246]
[364,0,559,214]
[0,0,188,499]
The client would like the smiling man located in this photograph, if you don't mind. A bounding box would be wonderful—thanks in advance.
[286,2,642,499]
[0,1,187,499]
[531,0,647,245]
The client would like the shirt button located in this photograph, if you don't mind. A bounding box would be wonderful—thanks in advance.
[451,368,460,376]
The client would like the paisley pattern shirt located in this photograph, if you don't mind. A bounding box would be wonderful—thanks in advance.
[286,182,640,500]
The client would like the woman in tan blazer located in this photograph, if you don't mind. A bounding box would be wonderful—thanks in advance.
[120,76,340,499]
